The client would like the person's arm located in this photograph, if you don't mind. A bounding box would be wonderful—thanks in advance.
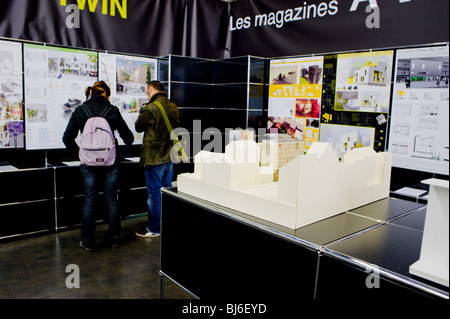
[135,104,155,133]
[113,109,134,146]
[62,112,81,155]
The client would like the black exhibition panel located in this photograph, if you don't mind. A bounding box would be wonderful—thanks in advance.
[53,161,148,230]
[318,212,449,300]
[166,55,214,84]
[0,167,54,205]
[316,202,449,300]
[0,149,47,169]
[160,188,448,300]
[160,54,269,165]
[53,166,83,200]
[0,156,149,240]
[178,108,248,133]
[0,167,55,239]
[160,188,319,300]
[170,83,213,109]
[214,56,249,84]
[116,161,148,218]
[346,197,425,222]
[1,200,55,240]
[212,83,248,109]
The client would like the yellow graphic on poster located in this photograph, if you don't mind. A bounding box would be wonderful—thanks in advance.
[269,84,321,98]
[268,56,323,150]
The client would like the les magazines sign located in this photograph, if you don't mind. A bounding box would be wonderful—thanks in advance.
[227,0,448,57]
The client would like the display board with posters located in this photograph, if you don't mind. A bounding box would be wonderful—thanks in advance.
[389,46,449,175]
[23,44,98,150]
[267,56,323,150]
[99,53,157,145]
[0,40,24,149]
[319,50,394,157]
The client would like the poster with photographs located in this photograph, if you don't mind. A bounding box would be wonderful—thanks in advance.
[99,53,157,145]
[0,40,23,149]
[389,46,449,175]
[268,56,323,150]
[24,44,98,149]
[318,51,393,155]
[334,50,394,113]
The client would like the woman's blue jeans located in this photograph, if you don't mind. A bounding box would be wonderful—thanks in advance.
[80,163,120,247]
[145,162,174,234]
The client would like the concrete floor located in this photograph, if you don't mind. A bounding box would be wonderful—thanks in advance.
[0,216,193,299]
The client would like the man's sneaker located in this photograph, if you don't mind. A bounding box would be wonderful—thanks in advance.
[79,241,93,252]
[135,228,160,238]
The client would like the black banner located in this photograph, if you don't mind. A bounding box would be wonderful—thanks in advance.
[227,0,449,57]
[0,0,449,59]
[0,0,229,58]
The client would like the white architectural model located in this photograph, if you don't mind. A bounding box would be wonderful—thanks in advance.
[178,140,392,229]
[260,137,304,181]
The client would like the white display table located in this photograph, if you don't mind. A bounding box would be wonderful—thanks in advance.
[410,178,449,287]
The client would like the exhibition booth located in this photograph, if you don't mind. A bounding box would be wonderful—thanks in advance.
[0,0,448,301]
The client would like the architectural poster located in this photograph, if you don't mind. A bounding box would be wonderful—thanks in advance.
[99,53,157,145]
[388,46,449,175]
[0,40,23,149]
[267,56,323,150]
[334,50,394,113]
[319,51,394,156]
[24,44,98,149]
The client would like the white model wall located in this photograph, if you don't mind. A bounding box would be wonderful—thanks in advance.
[179,141,392,229]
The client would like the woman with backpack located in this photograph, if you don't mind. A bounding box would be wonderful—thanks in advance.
[63,80,134,251]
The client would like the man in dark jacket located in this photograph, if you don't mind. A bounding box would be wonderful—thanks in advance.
[135,81,180,238]
[63,81,134,251]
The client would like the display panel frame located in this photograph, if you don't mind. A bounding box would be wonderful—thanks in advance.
[388,45,449,175]
[0,39,24,149]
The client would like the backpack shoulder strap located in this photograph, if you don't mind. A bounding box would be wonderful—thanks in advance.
[80,104,94,119]
[154,101,173,133]
[99,105,113,118]
[154,101,178,145]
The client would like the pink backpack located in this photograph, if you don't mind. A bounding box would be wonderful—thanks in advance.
[78,105,116,166]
